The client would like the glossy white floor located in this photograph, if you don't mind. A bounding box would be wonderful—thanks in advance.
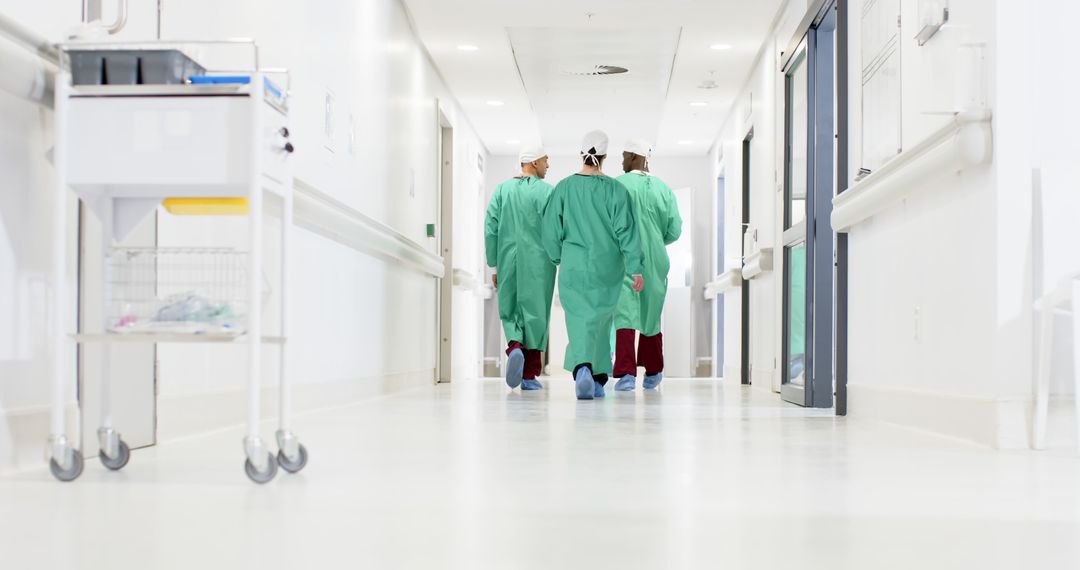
[2,377,1078,569]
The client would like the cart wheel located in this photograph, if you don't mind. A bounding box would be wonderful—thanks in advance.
[100,440,131,471]
[244,453,278,484]
[277,444,308,474]
[49,452,84,482]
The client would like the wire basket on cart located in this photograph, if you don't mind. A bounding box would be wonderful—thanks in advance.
[105,247,265,335]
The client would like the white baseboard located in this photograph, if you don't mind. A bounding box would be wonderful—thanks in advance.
[157,369,434,442]
[848,383,1077,449]
[0,369,434,475]
[752,367,778,393]
[0,404,79,475]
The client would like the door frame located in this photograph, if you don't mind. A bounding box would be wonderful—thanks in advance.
[436,105,454,383]
[712,166,726,379]
[740,128,754,386]
[835,0,850,416]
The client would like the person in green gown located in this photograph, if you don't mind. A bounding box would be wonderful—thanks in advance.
[542,131,644,400]
[484,145,556,391]
[612,139,683,391]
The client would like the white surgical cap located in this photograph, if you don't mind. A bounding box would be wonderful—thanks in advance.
[625,138,653,159]
[580,130,609,165]
[519,144,547,164]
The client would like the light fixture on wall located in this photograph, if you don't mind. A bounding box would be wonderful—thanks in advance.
[486,100,505,107]
[457,44,479,51]
[710,43,732,51]
[506,139,521,145]
[690,102,709,107]
[677,140,695,145]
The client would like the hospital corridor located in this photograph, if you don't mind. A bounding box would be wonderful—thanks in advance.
[0,0,1078,568]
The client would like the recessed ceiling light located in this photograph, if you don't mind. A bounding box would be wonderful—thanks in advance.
[710,44,733,51]
[486,100,504,107]
[690,101,709,107]
[506,139,520,145]
[457,44,479,51]
[678,140,695,145]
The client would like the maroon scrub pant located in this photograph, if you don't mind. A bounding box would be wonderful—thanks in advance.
[507,341,543,380]
[613,329,664,378]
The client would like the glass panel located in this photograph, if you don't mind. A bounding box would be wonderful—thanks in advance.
[785,242,807,386]
[785,51,808,230]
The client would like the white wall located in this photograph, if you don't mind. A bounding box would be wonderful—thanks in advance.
[651,156,715,376]
[999,0,1080,446]
[709,0,1044,445]
[703,0,1074,448]
[0,0,488,472]
[1023,0,1080,394]
[152,0,488,407]
[708,0,1067,447]
[710,0,799,391]
[840,0,1044,447]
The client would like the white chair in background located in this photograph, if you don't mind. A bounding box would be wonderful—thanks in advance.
[1032,275,1080,451]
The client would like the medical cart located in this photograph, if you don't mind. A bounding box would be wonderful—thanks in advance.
[46,40,307,484]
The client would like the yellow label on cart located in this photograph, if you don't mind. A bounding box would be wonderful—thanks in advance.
[162,198,249,216]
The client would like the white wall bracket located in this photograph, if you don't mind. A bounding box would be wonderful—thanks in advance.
[704,268,743,300]
[742,248,774,281]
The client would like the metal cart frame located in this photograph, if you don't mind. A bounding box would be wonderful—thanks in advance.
[46,40,306,484]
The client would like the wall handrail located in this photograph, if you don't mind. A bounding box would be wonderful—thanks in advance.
[0,12,58,106]
[452,268,477,290]
[832,108,993,233]
[703,268,743,300]
[0,12,60,65]
[290,178,445,278]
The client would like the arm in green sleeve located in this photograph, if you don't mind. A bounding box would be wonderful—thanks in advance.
[663,188,684,245]
[612,184,644,276]
[541,188,564,265]
[484,188,502,268]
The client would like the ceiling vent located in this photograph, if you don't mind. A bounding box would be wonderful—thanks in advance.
[563,64,630,77]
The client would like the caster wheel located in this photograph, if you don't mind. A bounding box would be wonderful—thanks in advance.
[100,440,131,471]
[49,452,84,482]
[277,444,308,474]
[244,452,278,484]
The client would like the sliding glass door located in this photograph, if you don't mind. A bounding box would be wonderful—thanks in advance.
[782,4,836,408]
[782,43,809,403]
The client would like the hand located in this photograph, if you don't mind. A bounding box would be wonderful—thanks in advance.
[492,274,498,289]
[632,274,644,293]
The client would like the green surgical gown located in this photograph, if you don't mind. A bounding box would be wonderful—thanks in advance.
[484,176,557,350]
[542,174,644,375]
[614,172,683,336]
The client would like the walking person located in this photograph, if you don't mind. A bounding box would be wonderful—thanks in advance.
[542,131,644,400]
[611,140,683,391]
[485,145,556,390]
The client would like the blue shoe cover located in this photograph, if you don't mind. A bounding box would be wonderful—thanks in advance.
[575,368,594,400]
[594,381,606,398]
[643,372,664,390]
[613,375,636,391]
[506,349,524,389]
[521,379,543,391]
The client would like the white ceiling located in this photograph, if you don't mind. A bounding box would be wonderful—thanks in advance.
[403,0,784,157]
